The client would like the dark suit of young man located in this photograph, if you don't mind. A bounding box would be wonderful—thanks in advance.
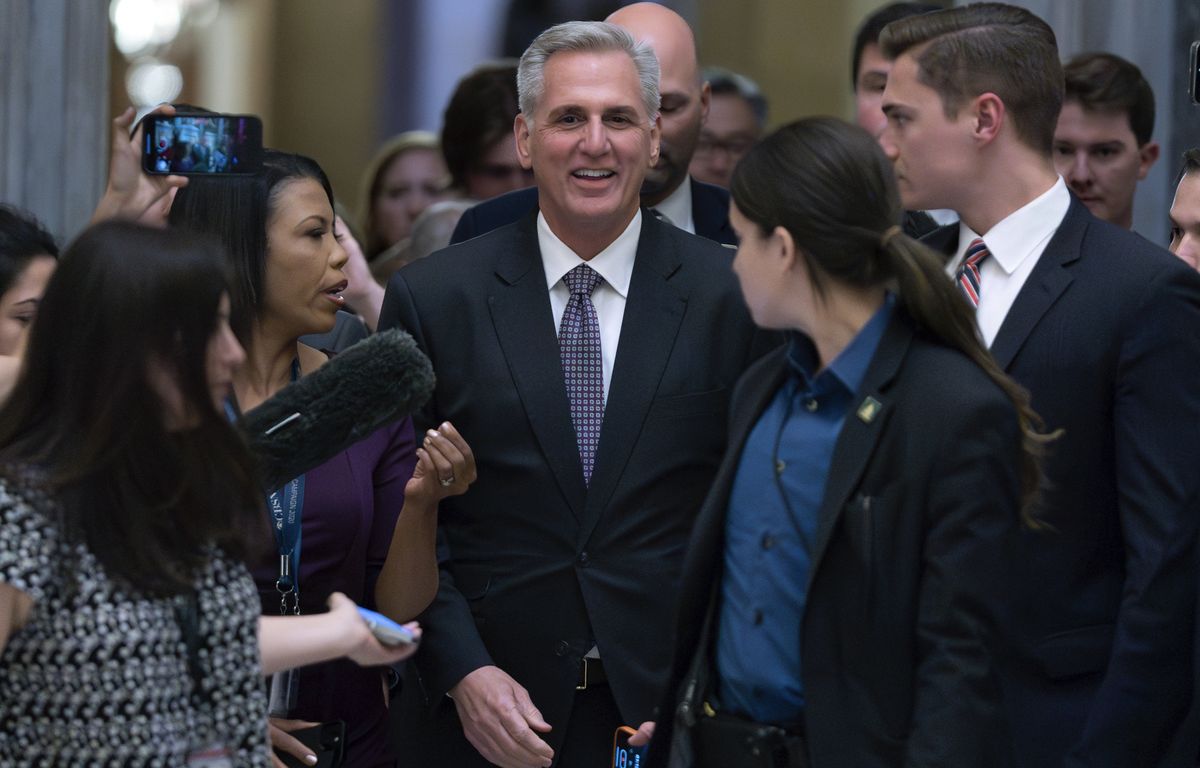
[876,6,1200,764]
[449,177,736,247]
[649,310,1021,768]
[919,202,1200,766]
[380,211,766,766]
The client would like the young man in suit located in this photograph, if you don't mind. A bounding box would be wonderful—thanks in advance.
[1053,52,1160,231]
[379,20,766,768]
[850,1,948,239]
[450,3,735,247]
[879,4,1200,766]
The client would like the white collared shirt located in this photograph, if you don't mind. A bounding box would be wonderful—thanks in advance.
[650,176,695,234]
[945,176,1071,347]
[539,210,640,404]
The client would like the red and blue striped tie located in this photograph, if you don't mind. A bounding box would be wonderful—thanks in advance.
[956,238,990,307]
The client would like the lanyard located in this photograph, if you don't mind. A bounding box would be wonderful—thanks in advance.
[268,474,305,615]
[224,359,306,615]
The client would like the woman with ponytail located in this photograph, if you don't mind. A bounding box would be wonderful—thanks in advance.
[637,117,1042,768]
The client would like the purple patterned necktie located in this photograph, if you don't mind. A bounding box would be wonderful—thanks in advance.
[956,237,991,307]
[559,264,605,485]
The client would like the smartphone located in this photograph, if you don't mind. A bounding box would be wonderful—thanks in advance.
[141,112,263,175]
[357,606,418,647]
[1190,42,1200,106]
[613,725,648,768]
[276,721,345,768]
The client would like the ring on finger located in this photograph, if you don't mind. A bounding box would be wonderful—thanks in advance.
[440,476,455,487]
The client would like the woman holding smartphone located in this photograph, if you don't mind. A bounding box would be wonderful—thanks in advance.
[0,222,427,765]
[638,118,1046,767]
[170,149,472,767]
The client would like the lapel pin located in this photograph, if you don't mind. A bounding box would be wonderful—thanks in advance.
[857,396,881,424]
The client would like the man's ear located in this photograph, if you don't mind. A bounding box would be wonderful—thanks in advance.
[1137,140,1161,180]
[514,114,534,170]
[649,114,662,168]
[973,92,1006,145]
[699,79,712,124]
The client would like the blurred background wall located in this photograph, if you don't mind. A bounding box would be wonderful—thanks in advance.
[3,0,1197,241]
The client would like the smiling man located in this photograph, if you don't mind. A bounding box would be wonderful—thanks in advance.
[880,4,1200,766]
[1053,52,1160,230]
[450,3,737,247]
[380,20,768,768]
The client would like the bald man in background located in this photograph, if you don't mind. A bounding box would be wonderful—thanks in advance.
[450,2,736,246]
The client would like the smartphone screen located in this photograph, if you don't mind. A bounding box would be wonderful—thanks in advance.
[142,113,263,175]
[612,726,647,768]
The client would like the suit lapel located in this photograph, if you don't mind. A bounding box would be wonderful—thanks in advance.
[689,177,735,246]
[918,221,960,264]
[488,215,588,519]
[806,315,912,588]
[697,348,790,546]
[989,200,1085,370]
[578,214,688,543]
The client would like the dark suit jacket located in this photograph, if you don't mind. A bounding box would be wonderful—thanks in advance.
[378,210,767,762]
[450,177,736,246]
[922,199,1200,768]
[650,311,1020,768]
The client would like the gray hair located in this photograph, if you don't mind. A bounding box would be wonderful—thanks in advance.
[517,21,660,126]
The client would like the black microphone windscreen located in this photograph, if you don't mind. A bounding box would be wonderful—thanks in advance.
[239,329,434,490]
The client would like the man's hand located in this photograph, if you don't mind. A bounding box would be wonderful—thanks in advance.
[450,665,554,768]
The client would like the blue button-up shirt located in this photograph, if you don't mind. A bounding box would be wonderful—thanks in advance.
[715,296,894,724]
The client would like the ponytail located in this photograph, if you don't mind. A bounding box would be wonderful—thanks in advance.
[880,231,1055,524]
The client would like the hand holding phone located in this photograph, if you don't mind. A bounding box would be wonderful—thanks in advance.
[613,725,648,768]
[356,606,418,647]
[141,112,263,175]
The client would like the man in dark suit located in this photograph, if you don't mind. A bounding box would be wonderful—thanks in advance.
[850,2,950,240]
[379,20,765,768]
[451,3,735,248]
[879,5,1200,766]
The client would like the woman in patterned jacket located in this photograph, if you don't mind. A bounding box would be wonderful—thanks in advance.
[0,222,447,766]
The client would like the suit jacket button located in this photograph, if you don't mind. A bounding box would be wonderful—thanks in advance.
[578,551,590,566]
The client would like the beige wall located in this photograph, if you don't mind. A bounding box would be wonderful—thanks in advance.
[104,0,922,218]
[695,0,907,130]
[270,0,381,212]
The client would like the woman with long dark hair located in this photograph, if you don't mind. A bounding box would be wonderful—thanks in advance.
[170,149,473,767]
[0,206,58,358]
[0,222,422,765]
[639,118,1046,767]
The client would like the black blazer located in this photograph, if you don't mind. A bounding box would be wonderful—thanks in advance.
[923,199,1200,768]
[450,177,736,246]
[650,311,1021,768]
[378,211,768,758]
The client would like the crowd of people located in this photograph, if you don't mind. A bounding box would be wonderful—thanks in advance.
[2,2,1200,767]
